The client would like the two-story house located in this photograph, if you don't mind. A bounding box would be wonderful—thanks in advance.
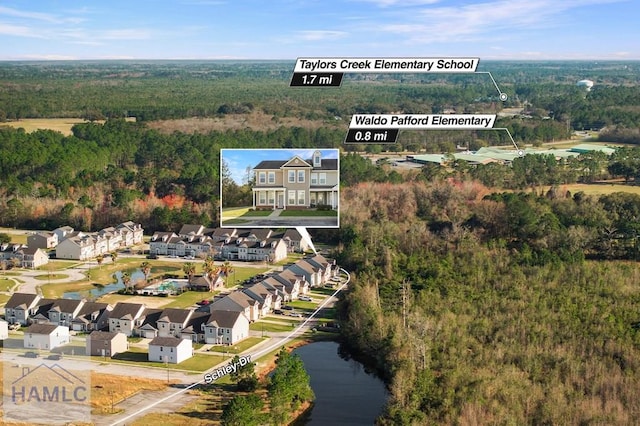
[156,308,193,338]
[5,293,41,325]
[252,150,338,210]
[108,302,146,336]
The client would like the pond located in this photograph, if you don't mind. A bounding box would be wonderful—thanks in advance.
[292,340,388,425]
[62,269,146,299]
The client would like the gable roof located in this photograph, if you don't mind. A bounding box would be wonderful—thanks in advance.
[282,155,313,168]
[89,330,122,341]
[25,323,63,335]
[49,298,84,313]
[6,293,40,310]
[109,302,145,320]
[157,308,193,324]
[149,336,190,348]
[205,310,246,329]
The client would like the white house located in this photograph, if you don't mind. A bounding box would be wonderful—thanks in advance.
[0,319,8,340]
[23,324,70,350]
[108,302,146,336]
[148,336,193,364]
[203,310,250,345]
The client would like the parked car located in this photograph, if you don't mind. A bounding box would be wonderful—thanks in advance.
[146,253,158,259]
[24,351,39,358]
[9,323,20,330]
[282,305,294,310]
[273,309,284,315]
[298,295,312,302]
[47,354,62,360]
[196,299,210,306]
[289,312,303,318]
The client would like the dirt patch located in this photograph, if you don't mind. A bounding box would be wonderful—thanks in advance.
[146,111,343,134]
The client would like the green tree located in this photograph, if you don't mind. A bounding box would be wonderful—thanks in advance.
[182,262,196,282]
[221,394,264,426]
[140,261,151,282]
[268,347,314,424]
[0,233,11,244]
[229,355,258,391]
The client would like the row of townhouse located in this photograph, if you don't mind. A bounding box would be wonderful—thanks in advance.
[53,221,144,260]
[0,244,49,269]
[149,225,311,261]
[206,254,338,324]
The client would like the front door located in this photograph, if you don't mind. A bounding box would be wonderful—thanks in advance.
[277,194,284,208]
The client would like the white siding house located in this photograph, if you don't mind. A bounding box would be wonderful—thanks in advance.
[148,337,193,364]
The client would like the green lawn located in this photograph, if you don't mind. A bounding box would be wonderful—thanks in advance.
[208,337,266,354]
[0,278,16,292]
[220,219,250,225]
[224,267,270,288]
[32,273,69,281]
[109,351,225,372]
[279,210,338,217]
[164,291,215,308]
[249,322,295,333]
[40,281,99,299]
[38,260,79,270]
[0,294,11,306]
[287,300,317,310]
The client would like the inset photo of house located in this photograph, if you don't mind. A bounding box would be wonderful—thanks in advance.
[221,148,339,228]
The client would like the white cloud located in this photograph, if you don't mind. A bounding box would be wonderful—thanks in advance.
[379,0,626,43]
[352,0,440,7]
[296,30,348,41]
[0,22,44,38]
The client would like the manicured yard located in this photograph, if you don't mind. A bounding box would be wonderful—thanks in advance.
[33,273,69,281]
[249,322,295,333]
[40,281,97,298]
[164,291,217,308]
[0,294,11,306]
[279,210,338,217]
[0,278,16,292]
[208,336,266,354]
[223,266,270,288]
[110,351,225,372]
[287,300,317,310]
[38,260,79,270]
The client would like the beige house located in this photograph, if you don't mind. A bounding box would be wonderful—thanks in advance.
[27,232,58,249]
[252,150,339,210]
[107,302,146,336]
[87,331,128,358]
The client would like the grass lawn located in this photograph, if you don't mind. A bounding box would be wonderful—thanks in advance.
[287,300,317,310]
[38,260,79,270]
[32,273,69,281]
[0,278,16,292]
[88,259,185,284]
[250,322,295,333]
[40,280,99,298]
[279,209,338,217]
[220,218,250,225]
[0,294,11,306]
[222,207,272,218]
[208,337,266,354]
[164,291,216,308]
[110,351,225,372]
[225,267,270,288]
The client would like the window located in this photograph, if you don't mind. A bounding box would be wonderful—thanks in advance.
[298,170,305,183]
[319,173,327,184]
[288,190,296,205]
[268,191,275,205]
[259,192,266,205]
[314,152,321,166]
[160,347,163,352]
[298,190,305,205]
[268,171,275,184]
[288,170,295,183]
[311,173,317,184]
[258,172,266,184]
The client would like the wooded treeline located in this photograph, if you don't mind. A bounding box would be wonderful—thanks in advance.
[335,180,640,424]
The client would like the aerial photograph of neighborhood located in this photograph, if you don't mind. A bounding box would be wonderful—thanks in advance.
[0,0,639,425]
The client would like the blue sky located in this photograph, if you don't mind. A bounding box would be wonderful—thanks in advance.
[222,148,339,185]
[0,1,638,60]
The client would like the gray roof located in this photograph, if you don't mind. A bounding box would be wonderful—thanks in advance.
[50,298,84,313]
[206,310,245,329]
[149,336,189,347]
[109,302,145,320]
[158,308,193,324]
[25,323,62,334]
[6,293,40,310]
[89,330,121,341]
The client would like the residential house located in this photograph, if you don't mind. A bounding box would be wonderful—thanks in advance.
[180,312,210,342]
[23,324,70,350]
[4,293,41,325]
[156,308,193,338]
[279,228,310,253]
[53,226,74,242]
[116,221,144,246]
[54,222,144,260]
[55,234,96,261]
[209,292,260,322]
[272,269,304,298]
[98,227,122,252]
[148,232,178,256]
[252,150,339,210]
[0,319,8,340]
[47,299,85,327]
[20,246,49,269]
[303,254,337,282]
[286,260,322,288]
[261,276,293,303]
[203,310,250,345]
[148,337,193,364]
[136,308,163,339]
[108,303,146,336]
[86,331,128,357]
[188,274,223,292]
[27,232,58,249]
[243,283,277,316]
[31,298,56,324]
[71,302,112,332]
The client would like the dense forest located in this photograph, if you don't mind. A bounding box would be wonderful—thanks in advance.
[334,181,640,424]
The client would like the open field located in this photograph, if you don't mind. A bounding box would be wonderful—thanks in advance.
[163,291,217,309]
[0,118,135,136]
[537,183,640,196]
[0,278,16,292]
[146,111,341,134]
[38,260,80,270]
[90,371,174,415]
[109,351,225,372]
